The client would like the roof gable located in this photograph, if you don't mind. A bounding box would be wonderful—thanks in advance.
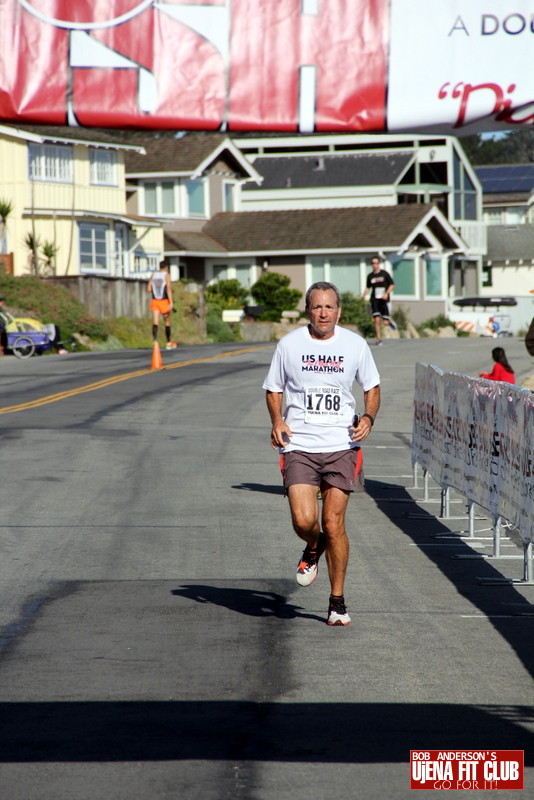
[125,132,261,181]
[245,151,414,190]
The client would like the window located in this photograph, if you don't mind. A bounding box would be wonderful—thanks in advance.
[505,207,526,224]
[329,259,360,295]
[213,265,229,281]
[308,257,361,294]
[142,181,176,215]
[392,259,416,295]
[144,182,157,214]
[161,182,175,214]
[79,222,108,271]
[485,209,503,225]
[235,264,250,289]
[223,182,235,211]
[310,258,325,284]
[425,258,442,297]
[482,266,493,287]
[453,152,478,221]
[28,142,73,182]
[186,179,205,215]
[134,251,160,272]
[90,148,117,185]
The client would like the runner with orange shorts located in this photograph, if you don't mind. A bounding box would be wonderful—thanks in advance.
[147,260,177,350]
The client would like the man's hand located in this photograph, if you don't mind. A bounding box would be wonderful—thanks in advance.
[350,416,373,443]
[270,420,293,449]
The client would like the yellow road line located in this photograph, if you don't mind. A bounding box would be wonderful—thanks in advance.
[0,344,273,415]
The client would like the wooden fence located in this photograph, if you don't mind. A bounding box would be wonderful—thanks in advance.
[49,276,150,320]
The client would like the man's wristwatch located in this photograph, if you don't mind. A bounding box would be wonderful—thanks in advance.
[361,413,375,426]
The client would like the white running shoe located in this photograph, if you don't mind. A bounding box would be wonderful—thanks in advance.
[327,596,351,626]
[296,534,326,587]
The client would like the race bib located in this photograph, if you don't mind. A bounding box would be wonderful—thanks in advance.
[305,387,343,425]
[374,287,385,299]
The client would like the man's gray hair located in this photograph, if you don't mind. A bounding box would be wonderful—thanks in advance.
[305,281,341,309]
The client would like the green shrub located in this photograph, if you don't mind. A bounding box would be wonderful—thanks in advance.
[251,272,302,321]
[339,292,375,337]
[206,308,238,342]
[416,313,457,335]
[205,279,249,309]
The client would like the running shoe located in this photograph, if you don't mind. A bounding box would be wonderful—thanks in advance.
[327,596,351,626]
[375,339,383,346]
[296,533,326,586]
[166,341,178,350]
[389,319,397,331]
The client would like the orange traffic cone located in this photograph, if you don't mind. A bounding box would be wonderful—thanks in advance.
[151,340,163,370]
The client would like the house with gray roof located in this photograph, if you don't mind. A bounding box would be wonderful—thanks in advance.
[125,131,488,323]
[475,164,534,313]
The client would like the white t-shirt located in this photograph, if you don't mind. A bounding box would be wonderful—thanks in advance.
[262,325,380,453]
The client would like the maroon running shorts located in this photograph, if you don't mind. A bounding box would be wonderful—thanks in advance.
[280,448,364,493]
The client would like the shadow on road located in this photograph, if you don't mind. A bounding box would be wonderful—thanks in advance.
[0,700,532,762]
[171,584,322,622]
[232,483,285,495]
[365,478,534,684]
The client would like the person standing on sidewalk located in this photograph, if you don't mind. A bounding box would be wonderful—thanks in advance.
[263,282,380,626]
[361,256,396,345]
[147,260,177,350]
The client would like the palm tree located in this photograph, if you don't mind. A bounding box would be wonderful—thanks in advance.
[0,198,13,255]
[24,232,41,275]
[41,241,58,276]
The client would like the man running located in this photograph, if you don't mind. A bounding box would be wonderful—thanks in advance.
[147,259,177,350]
[362,256,396,345]
[263,281,380,626]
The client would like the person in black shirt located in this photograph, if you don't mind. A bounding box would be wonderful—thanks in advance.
[361,256,396,345]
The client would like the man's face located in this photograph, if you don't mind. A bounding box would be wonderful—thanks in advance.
[371,259,381,272]
[306,289,341,340]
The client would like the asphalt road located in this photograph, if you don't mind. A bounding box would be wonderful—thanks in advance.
[0,335,533,800]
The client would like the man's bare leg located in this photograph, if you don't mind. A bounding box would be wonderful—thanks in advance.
[374,314,381,340]
[287,484,321,547]
[320,483,350,597]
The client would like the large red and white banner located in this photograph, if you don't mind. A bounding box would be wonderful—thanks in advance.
[1,0,533,133]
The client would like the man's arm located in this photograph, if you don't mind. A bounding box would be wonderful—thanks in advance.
[383,274,395,301]
[266,390,293,449]
[147,275,153,294]
[351,385,381,443]
[165,273,173,306]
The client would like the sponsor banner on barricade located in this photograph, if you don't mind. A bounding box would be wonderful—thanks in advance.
[412,364,534,544]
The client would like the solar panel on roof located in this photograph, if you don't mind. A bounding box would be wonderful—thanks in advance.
[475,164,534,193]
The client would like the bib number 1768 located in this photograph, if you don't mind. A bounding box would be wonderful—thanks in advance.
[306,392,341,412]
[304,387,343,425]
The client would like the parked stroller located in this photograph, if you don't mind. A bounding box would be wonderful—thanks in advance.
[2,310,57,359]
